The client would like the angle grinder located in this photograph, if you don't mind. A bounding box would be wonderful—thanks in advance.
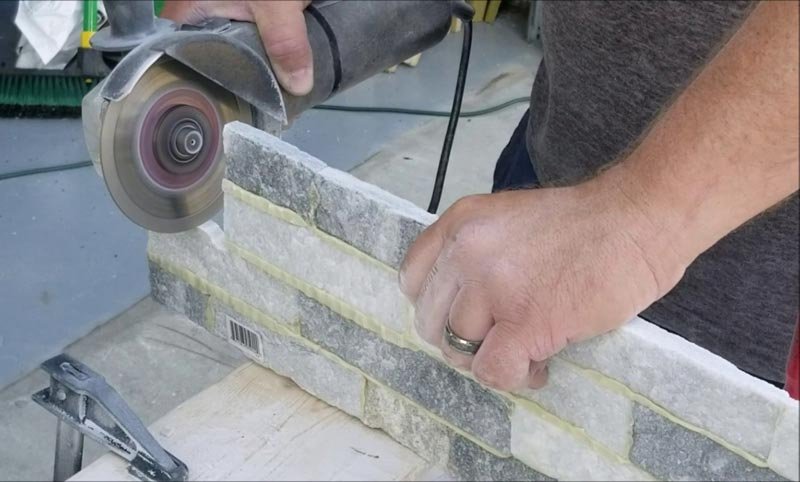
[82,0,474,233]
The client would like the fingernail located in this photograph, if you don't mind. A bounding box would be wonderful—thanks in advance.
[287,67,313,96]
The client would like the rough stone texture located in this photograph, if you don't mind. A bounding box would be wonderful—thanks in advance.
[148,222,300,325]
[561,317,790,458]
[517,358,632,456]
[149,262,208,326]
[449,435,554,482]
[144,123,797,481]
[298,293,512,454]
[364,381,451,466]
[224,121,436,270]
[630,404,785,481]
[225,194,411,333]
[314,166,436,270]
[210,299,365,419]
[768,406,800,480]
[511,404,655,481]
[224,122,326,223]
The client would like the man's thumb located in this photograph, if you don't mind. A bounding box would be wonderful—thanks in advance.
[250,2,314,96]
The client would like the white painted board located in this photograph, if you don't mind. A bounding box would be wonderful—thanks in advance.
[71,363,437,481]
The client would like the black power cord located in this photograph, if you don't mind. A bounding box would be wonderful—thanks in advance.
[0,93,526,183]
[427,15,473,214]
[313,96,529,118]
[0,160,93,181]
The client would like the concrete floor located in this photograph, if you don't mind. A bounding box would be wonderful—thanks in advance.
[0,6,541,480]
[0,298,246,481]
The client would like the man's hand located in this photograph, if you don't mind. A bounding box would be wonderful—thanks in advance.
[400,181,686,391]
[401,1,798,392]
[161,1,313,96]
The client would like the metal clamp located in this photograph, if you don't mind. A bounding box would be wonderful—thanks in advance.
[32,354,188,482]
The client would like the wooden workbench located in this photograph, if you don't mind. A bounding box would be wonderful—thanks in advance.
[70,363,444,481]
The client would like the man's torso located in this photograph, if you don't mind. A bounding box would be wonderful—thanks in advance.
[526,0,799,383]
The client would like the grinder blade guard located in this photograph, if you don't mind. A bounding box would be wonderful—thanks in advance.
[83,0,474,232]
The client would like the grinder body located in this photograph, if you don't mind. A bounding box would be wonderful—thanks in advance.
[84,0,462,232]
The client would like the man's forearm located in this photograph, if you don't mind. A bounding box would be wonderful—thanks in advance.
[598,1,798,270]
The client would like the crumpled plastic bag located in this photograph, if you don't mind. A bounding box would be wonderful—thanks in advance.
[14,0,83,69]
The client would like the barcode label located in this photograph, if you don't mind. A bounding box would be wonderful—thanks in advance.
[227,316,261,356]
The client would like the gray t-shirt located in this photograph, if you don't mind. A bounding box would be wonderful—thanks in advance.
[528,1,799,383]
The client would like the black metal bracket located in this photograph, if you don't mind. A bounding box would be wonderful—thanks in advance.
[32,354,188,482]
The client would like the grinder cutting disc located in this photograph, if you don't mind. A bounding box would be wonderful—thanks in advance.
[99,60,252,233]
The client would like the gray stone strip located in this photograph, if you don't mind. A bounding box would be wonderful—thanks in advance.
[208,299,365,419]
[149,223,300,326]
[224,122,436,270]
[224,194,411,334]
[150,261,209,327]
[297,292,513,454]
[363,381,452,466]
[449,435,555,482]
[224,122,326,224]
[631,403,786,481]
[561,317,792,459]
[313,166,435,270]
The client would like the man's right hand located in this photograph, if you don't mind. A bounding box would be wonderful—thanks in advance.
[161,1,313,96]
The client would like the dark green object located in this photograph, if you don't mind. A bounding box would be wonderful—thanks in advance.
[83,0,98,32]
[0,74,99,117]
[0,0,107,117]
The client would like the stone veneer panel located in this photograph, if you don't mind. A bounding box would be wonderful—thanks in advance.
[144,122,798,481]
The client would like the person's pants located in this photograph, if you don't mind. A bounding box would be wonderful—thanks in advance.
[492,110,538,192]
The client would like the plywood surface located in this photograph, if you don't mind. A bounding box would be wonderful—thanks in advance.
[71,363,434,481]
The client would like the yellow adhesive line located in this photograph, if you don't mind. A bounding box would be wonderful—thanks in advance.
[149,253,301,339]
[223,180,398,277]
[508,394,644,472]
[150,256,647,477]
[313,344,513,460]
[403,332,635,463]
[223,179,307,227]
[153,246,754,472]
[225,240,415,351]
[150,255,515,460]
[559,357,770,467]
[161,182,765,469]
[205,291,371,418]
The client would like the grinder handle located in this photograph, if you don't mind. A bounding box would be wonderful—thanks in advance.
[278,0,463,118]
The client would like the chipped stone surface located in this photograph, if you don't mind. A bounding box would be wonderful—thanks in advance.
[562,317,789,458]
[314,166,436,269]
[224,121,435,269]
[511,404,654,481]
[149,261,208,326]
[225,195,410,333]
[449,435,554,482]
[768,405,800,481]
[148,222,299,325]
[210,300,365,419]
[298,293,512,454]
[364,381,451,465]
[224,122,326,223]
[630,404,784,481]
[517,358,632,456]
